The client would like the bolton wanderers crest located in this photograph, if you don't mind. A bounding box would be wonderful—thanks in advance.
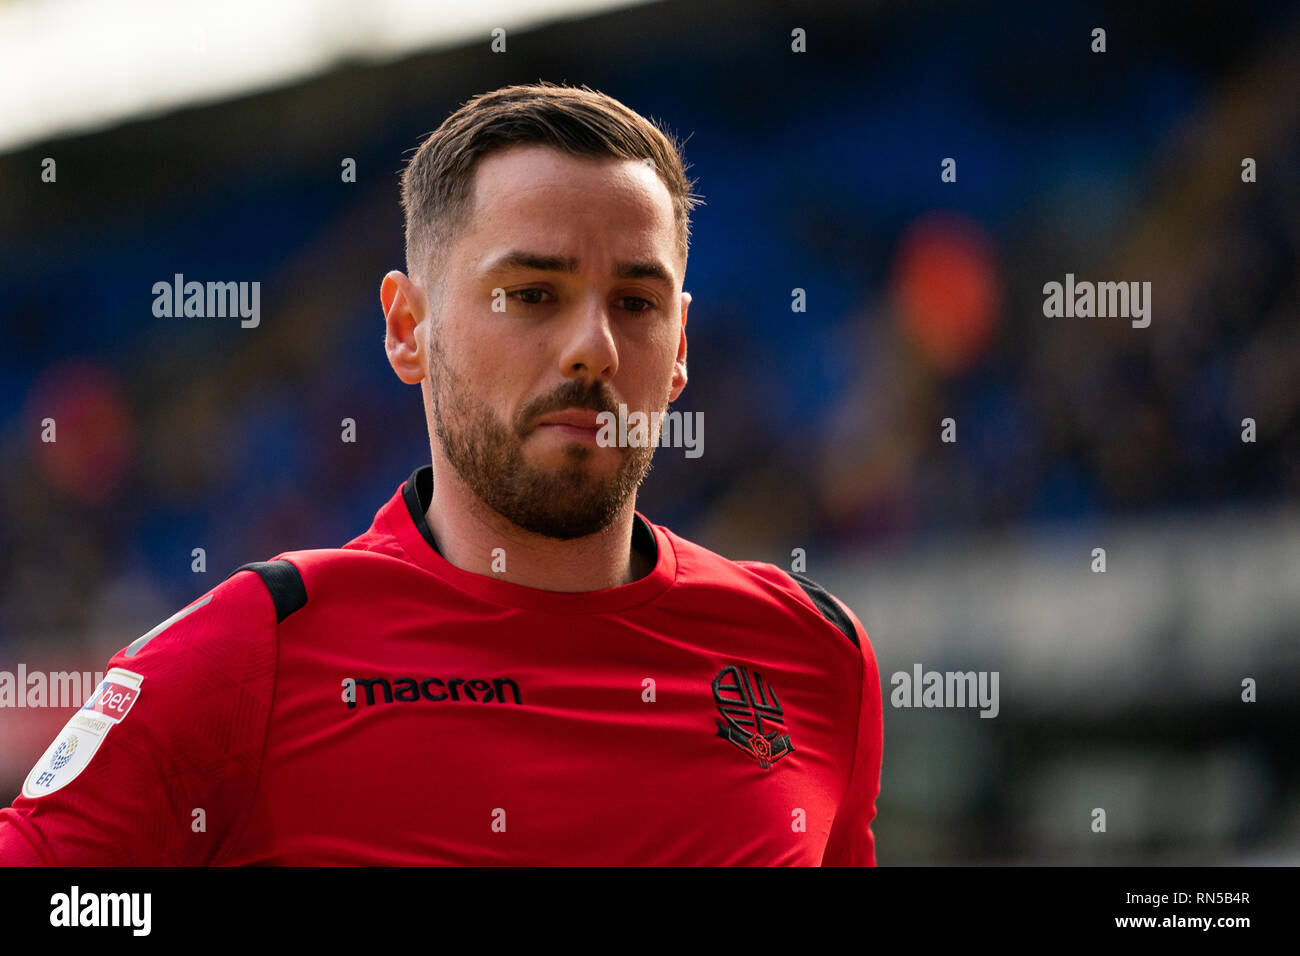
[712,664,794,770]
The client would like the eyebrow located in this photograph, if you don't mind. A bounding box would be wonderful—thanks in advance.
[479,250,675,286]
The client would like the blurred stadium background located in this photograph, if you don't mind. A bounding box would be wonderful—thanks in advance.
[1,0,1297,864]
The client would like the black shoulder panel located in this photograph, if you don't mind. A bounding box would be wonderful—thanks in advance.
[789,571,859,649]
[228,560,307,623]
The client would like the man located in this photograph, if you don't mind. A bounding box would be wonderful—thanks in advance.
[0,82,882,865]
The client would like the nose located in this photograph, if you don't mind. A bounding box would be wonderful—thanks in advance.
[557,294,619,383]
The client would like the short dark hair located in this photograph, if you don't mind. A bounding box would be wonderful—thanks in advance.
[400,81,702,293]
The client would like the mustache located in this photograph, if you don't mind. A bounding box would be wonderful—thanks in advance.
[517,381,621,435]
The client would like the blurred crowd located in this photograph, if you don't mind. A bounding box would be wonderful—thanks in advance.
[1,5,1296,652]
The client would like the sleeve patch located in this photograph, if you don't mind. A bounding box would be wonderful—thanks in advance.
[21,667,144,799]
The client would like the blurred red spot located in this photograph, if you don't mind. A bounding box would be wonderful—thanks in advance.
[28,360,135,506]
[892,212,1001,374]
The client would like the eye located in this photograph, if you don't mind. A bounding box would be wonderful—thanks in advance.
[620,296,655,314]
[508,288,552,306]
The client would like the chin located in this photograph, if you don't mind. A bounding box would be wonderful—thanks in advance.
[527,441,621,472]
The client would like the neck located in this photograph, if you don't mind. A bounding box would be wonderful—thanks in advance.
[424,460,651,592]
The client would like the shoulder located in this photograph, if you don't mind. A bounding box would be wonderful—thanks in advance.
[119,548,362,660]
[7,564,285,858]
[739,562,864,650]
[100,546,371,683]
[114,563,280,672]
[221,545,421,625]
[656,526,869,654]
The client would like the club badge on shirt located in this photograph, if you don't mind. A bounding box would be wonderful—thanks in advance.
[713,664,795,770]
[21,668,144,799]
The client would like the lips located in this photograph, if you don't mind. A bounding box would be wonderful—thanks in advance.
[534,408,604,430]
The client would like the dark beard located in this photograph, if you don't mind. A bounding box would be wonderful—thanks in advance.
[428,335,658,540]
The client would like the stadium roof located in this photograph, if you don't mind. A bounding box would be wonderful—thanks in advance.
[0,0,654,153]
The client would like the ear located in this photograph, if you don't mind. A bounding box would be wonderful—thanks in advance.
[382,271,427,385]
[669,290,690,401]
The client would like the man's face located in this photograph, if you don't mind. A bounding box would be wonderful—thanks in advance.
[419,144,689,539]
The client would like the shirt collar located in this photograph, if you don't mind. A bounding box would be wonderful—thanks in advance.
[386,464,677,613]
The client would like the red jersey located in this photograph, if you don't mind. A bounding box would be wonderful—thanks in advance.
[0,466,883,865]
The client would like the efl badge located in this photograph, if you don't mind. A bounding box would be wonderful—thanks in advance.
[713,664,794,770]
[22,668,144,798]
